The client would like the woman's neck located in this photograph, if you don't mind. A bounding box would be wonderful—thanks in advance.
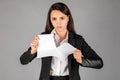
[56,30,67,41]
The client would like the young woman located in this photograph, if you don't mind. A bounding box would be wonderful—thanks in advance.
[20,2,103,80]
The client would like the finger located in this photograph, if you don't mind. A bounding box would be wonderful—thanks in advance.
[75,49,82,56]
[35,36,40,40]
[75,49,80,52]
[74,52,79,56]
[31,44,37,49]
[73,54,78,59]
[76,58,82,63]
[31,40,37,46]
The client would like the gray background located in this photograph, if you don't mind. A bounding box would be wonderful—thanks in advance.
[0,0,120,80]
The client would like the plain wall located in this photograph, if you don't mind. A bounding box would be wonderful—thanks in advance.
[0,0,120,80]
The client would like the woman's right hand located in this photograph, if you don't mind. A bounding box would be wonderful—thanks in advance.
[30,36,39,54]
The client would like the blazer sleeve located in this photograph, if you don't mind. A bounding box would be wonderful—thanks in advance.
[76,35,103,69]
[20,47,37,65]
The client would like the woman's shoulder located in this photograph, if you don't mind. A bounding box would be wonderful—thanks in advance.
[40,32,50,34]
[69,32,83,39]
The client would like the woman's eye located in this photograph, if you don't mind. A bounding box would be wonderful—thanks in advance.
[52,18,56,20]
[60,17,64,20]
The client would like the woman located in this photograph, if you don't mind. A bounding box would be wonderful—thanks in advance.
[20,2,103,80]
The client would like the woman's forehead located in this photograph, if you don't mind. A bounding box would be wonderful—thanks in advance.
[50,10,67,17]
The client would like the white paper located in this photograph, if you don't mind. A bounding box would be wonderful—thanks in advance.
[37,34,76,59]
[37,34,56,51]
[57,43,76,58]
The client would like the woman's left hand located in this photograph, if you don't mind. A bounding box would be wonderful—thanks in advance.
[73,49,83,64]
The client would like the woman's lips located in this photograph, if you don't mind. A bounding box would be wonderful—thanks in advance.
[57,26,62,28]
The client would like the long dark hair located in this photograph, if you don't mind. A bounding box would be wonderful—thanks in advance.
[45,2,76,34]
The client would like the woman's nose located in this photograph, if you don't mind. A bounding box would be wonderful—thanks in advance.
[56,19,61,25]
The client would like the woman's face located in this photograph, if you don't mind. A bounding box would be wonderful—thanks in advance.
[50,10,69,33]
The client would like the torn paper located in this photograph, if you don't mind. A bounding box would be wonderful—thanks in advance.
[37,34,76,59]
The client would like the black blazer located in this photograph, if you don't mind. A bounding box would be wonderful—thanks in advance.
[20,32,103,80]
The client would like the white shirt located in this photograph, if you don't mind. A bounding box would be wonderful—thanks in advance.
[50,29,69,76]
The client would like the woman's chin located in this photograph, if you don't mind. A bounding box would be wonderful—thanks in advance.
[56,28,63,32]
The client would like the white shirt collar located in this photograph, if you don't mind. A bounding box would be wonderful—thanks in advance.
[51,29,69,46]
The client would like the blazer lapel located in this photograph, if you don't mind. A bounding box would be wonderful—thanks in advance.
[68,32,75,72]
